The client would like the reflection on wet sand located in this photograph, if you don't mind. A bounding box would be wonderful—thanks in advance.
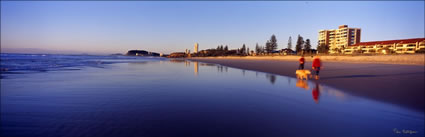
[127,62,150,65]
[181,60,347,104]
[217,65,228,73]
[294,79,321,103]
[266,74,276,84]
[312,82,320,104]
[296,79,309,90]
[295,80,321,103]
[169,59,186,63]
[293,79,349,103]
[177,60,229,76]
[185,60,190,67]
[194,61,198,76]
[321,87,347,101]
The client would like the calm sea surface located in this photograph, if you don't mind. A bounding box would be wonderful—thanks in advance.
[1,53,424,137]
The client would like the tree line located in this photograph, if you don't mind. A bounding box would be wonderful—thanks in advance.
[193,34,330,57]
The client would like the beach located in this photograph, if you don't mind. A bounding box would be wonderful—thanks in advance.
[2,1,424,136]
[1,54,424,137]
[190,56,425,111]
[191,54,425,65]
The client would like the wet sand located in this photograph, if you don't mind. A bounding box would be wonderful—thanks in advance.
[190,57,425,112]
[2,58,424,137]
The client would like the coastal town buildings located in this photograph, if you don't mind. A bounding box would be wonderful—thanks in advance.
[169,52,186,58]
[344,38,425,54]
[319,25,361,54]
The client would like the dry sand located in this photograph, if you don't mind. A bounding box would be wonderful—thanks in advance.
[193,54,425,65]
[189,57,425,112]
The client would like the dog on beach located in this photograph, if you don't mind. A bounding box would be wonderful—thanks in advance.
[296,69,312,80]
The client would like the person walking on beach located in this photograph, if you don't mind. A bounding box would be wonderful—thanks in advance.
[298,55,305,70]
[312,55,322,80]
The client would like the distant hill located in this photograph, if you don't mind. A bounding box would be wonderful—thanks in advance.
[126,50,160,56]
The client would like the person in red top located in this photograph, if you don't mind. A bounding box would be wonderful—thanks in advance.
[298,55,305,70]
[312,55,322,80]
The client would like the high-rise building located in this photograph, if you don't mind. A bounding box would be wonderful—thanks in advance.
[194,43,199,53]
[319,25,361,54]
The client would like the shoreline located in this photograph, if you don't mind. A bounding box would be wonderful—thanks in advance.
[189,57,425,112]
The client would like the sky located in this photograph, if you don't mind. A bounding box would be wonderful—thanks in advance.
[1,1,424,54]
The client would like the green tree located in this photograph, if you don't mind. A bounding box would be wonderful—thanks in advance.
[224,45,228,51]
[266,34,278,53]
[304,39,311,52]
[295,35,304,54]
[255,43,261,53]
[260,46,265,53]
[241,44,246,55]
[265,41,271,53]
[270,34,278,51]
[317,40,329,54]
[287,36,292,50]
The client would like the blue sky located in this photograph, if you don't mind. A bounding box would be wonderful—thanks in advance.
[1,1,424,54]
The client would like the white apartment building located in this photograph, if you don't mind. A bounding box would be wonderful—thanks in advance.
[319,25,361,54]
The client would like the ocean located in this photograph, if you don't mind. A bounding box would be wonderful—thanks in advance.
[1,53,423,137]
[0,53,166,75]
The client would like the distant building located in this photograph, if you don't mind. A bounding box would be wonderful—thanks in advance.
[194,43,199,53]
[319,25,361,54]
[280,48,295,55]
[344,38,425,54]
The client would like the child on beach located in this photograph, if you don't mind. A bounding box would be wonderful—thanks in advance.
[298,55,305,70]
[312,56,322,80]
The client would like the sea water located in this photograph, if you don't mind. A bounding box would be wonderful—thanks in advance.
[1,53,423,137]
